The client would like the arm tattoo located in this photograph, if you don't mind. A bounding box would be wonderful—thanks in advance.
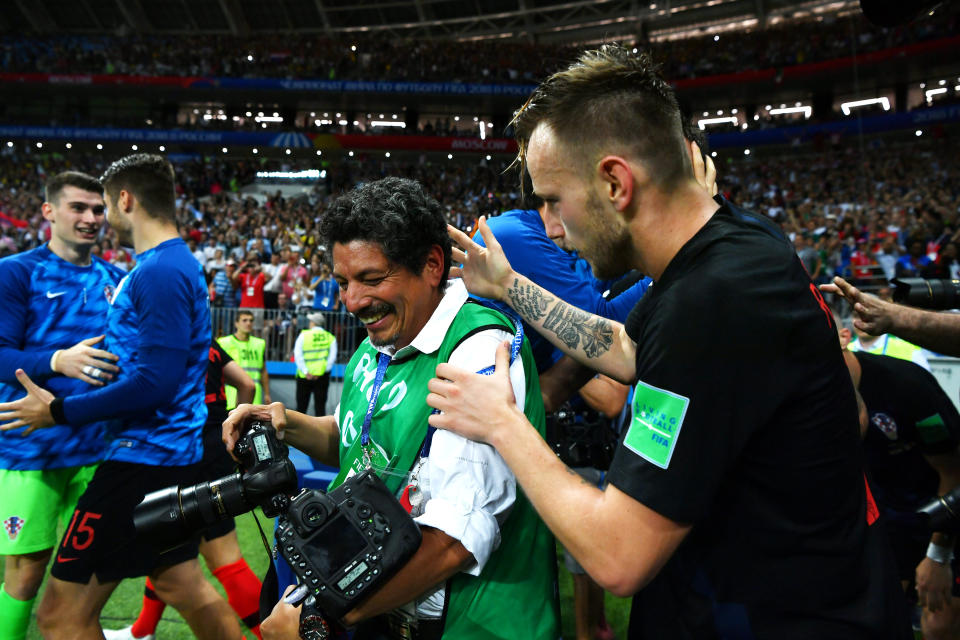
[543,302,614,358]
[507,278,554,321]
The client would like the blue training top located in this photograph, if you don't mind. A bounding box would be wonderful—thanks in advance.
[0,245,125,470]
[476,209,651,373]
[62,237,211,466]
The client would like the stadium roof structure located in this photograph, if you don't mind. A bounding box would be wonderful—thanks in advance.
[5,0,861,43]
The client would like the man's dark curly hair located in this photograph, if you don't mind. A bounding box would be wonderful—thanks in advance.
[511,43,688,190]
[318,177,451,289]
[100,154,176,223]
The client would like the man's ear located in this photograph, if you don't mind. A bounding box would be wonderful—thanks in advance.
[41,201,54,222]
[597,156,635,213]
[423,244,446,288]
[118,189,134,213]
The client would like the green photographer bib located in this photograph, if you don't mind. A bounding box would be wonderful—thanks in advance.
[332,301,559,640]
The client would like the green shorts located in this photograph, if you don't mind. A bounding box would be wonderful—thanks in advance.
[0,465,98,555]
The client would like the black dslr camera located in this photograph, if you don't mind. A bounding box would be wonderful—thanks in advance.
[545,405,620,470]
[135,418,422,625]
[134,419,299,548]
[892,277,960,311]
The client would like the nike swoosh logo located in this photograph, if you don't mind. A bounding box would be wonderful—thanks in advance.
[56,554,78,563]
[46,291,66,299]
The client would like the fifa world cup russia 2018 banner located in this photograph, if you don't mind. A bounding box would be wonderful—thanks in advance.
[0,125,519,154]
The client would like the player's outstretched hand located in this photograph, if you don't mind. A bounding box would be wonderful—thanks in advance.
[222,401,288,461]
[0,370,55,435]
[820,276,895,336]
[447,217,516,301]
[427,340,522,446]
[54,335,120,386]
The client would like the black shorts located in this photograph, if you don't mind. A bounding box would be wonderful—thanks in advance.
[50,460,204,584]
[199,418,239,540]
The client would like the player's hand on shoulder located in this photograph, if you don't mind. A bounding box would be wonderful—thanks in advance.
[53,334,120,386]
[820,276,895,336]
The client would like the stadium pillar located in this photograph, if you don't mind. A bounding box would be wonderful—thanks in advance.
[894,82,908,113]
[812,91,834,120]
[281,106,298,128]
[405,109,420,134]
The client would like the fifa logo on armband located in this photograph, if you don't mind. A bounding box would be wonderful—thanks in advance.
[4,516,25,540]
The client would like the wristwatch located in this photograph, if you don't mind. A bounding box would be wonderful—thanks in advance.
[299,611,331,640]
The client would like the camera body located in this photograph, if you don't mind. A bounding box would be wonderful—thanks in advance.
[546,405,619,470]
[277,468,422,620]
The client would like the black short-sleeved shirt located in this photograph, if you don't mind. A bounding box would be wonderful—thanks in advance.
[610,203,910,639]
[856,351,960,515]
[205,341,232,425]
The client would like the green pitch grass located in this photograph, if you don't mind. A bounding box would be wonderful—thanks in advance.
[4,512,631,639]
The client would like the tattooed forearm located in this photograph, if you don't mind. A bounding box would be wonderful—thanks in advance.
[543,303,614,358]
[507,278,555,321]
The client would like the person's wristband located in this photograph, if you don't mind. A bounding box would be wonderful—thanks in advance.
[927,541,954,565]
[50,350,62,373]
[49,397,68,425]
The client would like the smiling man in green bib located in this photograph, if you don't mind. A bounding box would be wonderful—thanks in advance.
[224,177,558,640]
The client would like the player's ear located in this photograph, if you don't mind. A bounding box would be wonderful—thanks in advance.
[41,201,55,222]
[597,156,635,214]
[118,189,134,213]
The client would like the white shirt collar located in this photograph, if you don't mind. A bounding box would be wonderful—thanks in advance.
[371,279,468,358]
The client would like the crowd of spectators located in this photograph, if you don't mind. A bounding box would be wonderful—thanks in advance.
[724,136,960,293]
[0,145,522,357]
[2,7,956,85]
[2,133,958,334]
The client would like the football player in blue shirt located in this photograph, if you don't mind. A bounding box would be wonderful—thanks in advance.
[0,171,125,640]
[0,155,242,640]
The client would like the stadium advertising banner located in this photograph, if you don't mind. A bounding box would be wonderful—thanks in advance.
[708,104,960,148]
[0,125,519,153]
[0,72,536,96]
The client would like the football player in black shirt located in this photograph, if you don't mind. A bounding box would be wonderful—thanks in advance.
[427,44,910,638]
[840,323,960,640]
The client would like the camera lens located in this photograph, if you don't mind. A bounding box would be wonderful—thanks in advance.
[892,278,960,310]
[179,473,249,529]
[134,472,250,552]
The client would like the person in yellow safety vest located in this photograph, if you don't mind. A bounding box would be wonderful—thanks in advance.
[293,312,337,415]
[217,309,271,409]
[849,324,931,371]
